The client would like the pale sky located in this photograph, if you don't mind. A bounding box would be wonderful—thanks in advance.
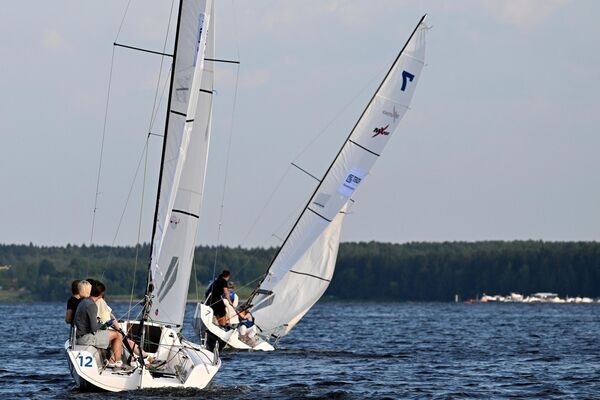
[1,0,599,248]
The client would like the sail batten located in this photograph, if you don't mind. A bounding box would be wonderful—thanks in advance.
[250,16,428,339]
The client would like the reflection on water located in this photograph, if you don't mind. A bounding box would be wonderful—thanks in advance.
[1,302,599,399]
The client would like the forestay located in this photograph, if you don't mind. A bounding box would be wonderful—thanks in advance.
[250,16,428,339]
[149,0,215,329]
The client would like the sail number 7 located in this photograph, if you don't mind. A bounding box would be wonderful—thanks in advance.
[401,71,415,91]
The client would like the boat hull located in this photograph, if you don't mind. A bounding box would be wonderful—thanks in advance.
[65,321,220,392]
[193,303,274,351]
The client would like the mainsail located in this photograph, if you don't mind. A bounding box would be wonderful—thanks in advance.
[249,16,428,339]
[148,0,215,329]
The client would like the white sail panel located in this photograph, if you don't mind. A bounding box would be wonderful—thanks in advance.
[252,206,346,338]
[150,0,214,328]
[250,19,428,338]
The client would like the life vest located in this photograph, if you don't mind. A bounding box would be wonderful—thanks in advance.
[240,315,254,328]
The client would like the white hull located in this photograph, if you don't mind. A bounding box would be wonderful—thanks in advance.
[65,321,220,392]
[193,303,274,352]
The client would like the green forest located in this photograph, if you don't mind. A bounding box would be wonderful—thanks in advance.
[1,241,599,302]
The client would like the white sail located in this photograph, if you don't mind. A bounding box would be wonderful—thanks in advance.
[252,204,347,338]
[250,17,428,339]
[66,1,221,391]
[149,0,214,329]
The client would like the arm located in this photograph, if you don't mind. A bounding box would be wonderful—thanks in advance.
[110,313,121,330]
[223,287,231,305]
[87,302,99,333]
[65,309,74,324]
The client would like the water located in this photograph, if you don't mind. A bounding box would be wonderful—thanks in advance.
[1,302,599,399]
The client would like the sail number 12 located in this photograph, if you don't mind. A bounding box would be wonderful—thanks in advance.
[77,355,93,367]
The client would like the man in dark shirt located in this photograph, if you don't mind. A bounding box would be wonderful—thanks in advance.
[65,280,81,324]
[65,280,92,324]
[206,270,232,327]
[73,281,124,367]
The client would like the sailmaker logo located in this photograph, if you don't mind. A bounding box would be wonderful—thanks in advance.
[372,124,390,138]
[382,106,400,122]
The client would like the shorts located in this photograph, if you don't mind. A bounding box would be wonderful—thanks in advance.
[211,299,226,318]
[76,331,111,349]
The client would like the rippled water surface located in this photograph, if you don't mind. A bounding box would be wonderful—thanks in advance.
[1,302,599,399]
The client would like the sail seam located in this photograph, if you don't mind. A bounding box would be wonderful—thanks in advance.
[289,270,331,282]
[349,140,381,157]
[307,207,332,222]
[172,209,200,219]
[403,52,426,65]
[376,94,411,108]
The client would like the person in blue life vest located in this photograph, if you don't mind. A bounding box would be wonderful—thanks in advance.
[237,304,257,343]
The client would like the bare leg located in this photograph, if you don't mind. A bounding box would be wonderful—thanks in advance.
[108,330,123,361]
[129,340,148,358]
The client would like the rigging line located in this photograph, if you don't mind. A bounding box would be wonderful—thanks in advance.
[238,62,386,253]
[193,248,200,303]
[113,0,132,42]
[229,0,242,65]
[89,1,132,246]
[291,62,389,167]
[114,43,173,57]
[129,133,151,317]
[241,163,293,244]
[102,140,152,270]
[147,0,181,281]
[148,0,177,136]
[247,17,427,306]
[210,1,242,282]
[130,0,175,316]
[90,48,116,247]
[87,1,134,275]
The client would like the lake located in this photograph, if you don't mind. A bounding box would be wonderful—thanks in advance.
[1,301,599,399]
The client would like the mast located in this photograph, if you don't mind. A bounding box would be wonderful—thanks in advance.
[247,15,427,305]
[143,0,184,316]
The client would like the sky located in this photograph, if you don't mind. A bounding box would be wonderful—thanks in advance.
[1,0,599,248]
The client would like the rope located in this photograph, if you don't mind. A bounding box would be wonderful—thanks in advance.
[89,1,131,241]
[209,0,243,286]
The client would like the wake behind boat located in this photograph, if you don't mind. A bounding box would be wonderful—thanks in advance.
[195,15,429,350]
[65,0,221,391]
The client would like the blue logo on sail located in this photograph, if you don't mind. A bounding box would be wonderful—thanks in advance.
[338,168,366,197]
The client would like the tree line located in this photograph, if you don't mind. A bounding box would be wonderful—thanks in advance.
[0,241,599,302]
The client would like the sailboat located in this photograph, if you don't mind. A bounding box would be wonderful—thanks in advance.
[195,15,428,349]
[65,0,221,391]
